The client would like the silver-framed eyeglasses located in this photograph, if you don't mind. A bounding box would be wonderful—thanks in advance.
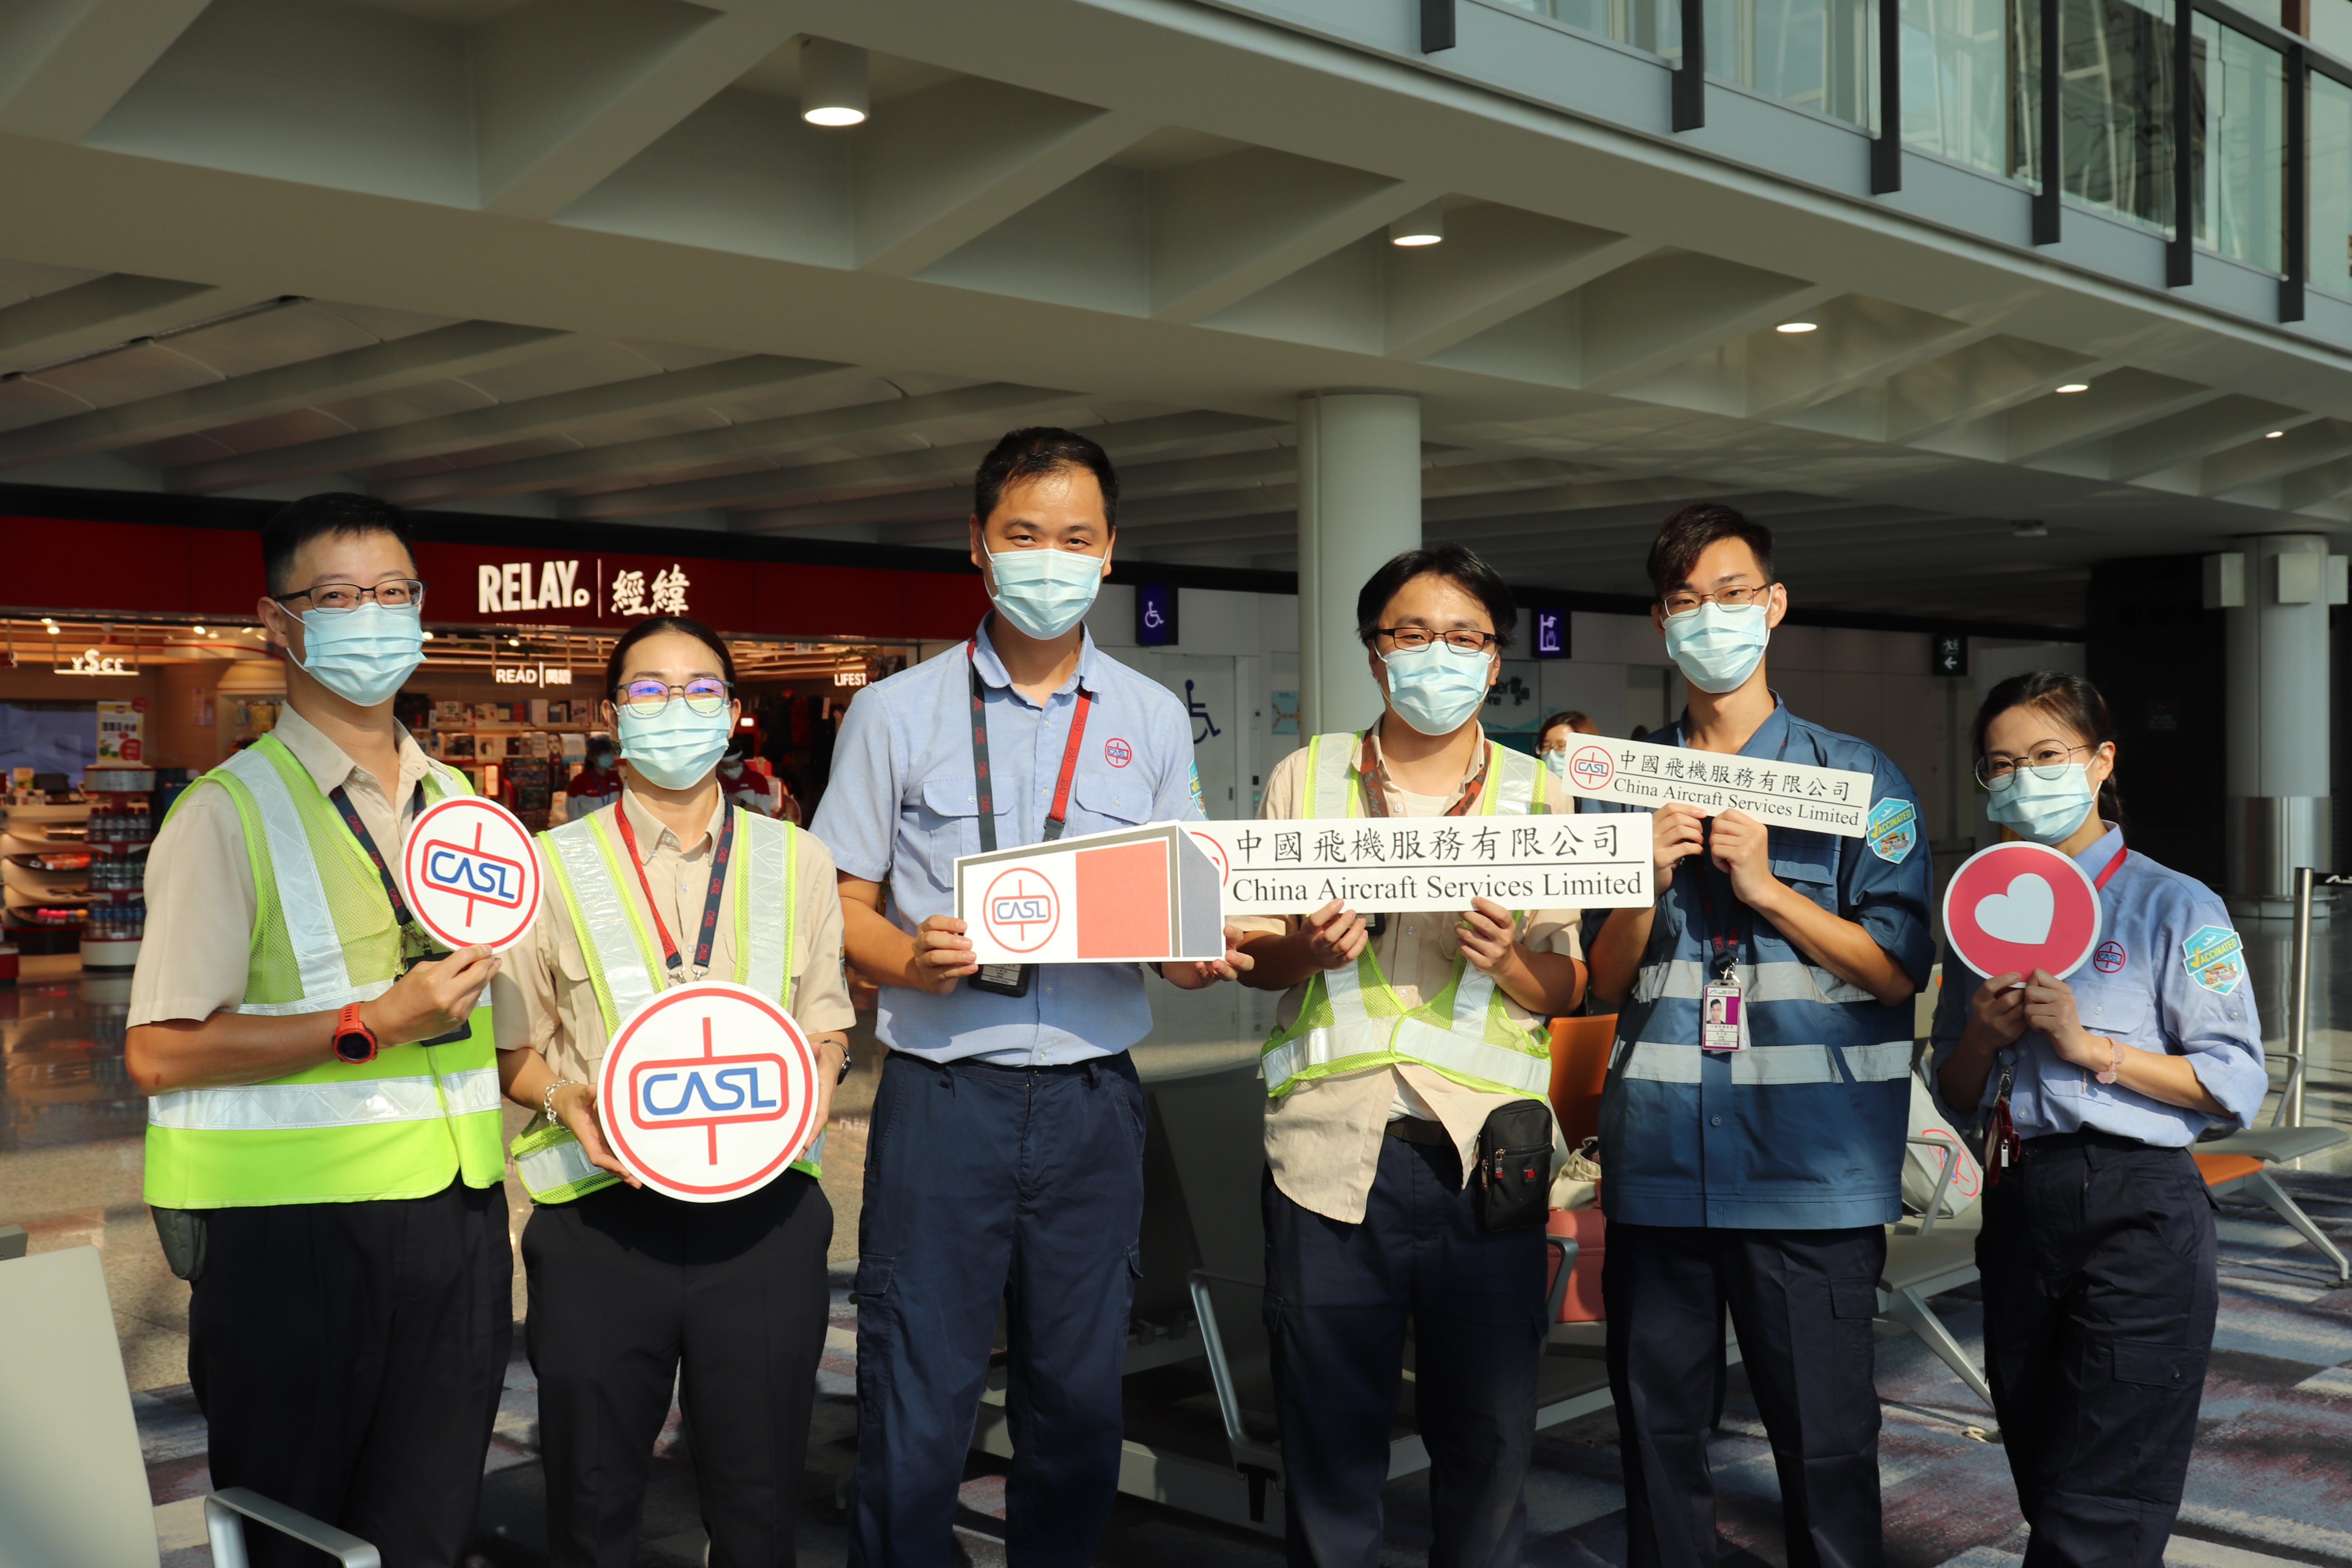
[1975,742,2095,790]
[273,579,426,613]
[616,677,731,718]
[1661,583,1772,617]
[1377,626,1497,658]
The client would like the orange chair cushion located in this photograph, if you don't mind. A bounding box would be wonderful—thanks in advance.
[1546,1207,1606,1322]
[1549,1013,1618,1150]
[2194,1152,2264,1189]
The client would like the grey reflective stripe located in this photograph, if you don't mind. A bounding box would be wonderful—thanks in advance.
[1303,733,1354,816]
[797,1129,827,1169]
[1841,1040,1915,1082]
[147,1066,497,1132]
[236,976,394,1017]
[1616,1040,1867,1086]
[549,816,659,1021]
[1263,1016,1549,1095]
[517,1134,603,1198]
[740,814,791,998]
[221,747,358,1011]
[1490,746,1541,815]
[1634,959,1878,1006]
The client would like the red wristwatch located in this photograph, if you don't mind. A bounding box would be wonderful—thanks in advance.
[333,1003,380,1065]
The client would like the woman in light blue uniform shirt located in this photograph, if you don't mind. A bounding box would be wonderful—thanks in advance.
[1931,671,2266,1568]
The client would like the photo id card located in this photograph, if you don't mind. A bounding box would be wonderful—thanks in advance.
[1701,980,1747,1052]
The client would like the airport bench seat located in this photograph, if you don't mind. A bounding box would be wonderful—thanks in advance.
[2196,1149,2351,1283]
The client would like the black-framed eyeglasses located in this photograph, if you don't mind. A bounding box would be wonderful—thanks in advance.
[1975,742,2096,790]
[615,677,730,718]
[1661,583,1773,617]
[1376,626,1497,657]
[273,579,426,613]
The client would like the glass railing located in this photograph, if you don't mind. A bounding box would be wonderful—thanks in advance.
[1460,0,2348,315]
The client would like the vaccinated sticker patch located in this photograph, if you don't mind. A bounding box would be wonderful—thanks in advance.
[1865,798,1917,864]
[2182,926,2244,995]
[1189,761,1204,811]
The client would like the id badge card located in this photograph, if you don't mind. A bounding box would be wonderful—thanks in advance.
[1701,976,1747,1052]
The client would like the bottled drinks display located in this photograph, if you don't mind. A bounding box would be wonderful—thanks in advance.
[85,900,145,942]
[88,809,153,844]
[89,856,145,892]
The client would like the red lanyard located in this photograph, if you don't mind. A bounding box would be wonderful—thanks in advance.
[968,641,1093,851]
[1353,730,1487,818]
[611,800,736,979]
[2093,844,2127,890]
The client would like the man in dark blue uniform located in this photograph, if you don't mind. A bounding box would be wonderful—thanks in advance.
[1588,503,1933,1568]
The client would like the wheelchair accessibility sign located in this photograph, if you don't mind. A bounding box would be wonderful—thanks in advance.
[399,796,542,952]
[599,981,822,1201]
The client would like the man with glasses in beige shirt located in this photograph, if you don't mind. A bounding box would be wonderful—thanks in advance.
[1234,544,1586,1568]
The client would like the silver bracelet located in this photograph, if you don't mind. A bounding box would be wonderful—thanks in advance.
[541,1078,578,1123]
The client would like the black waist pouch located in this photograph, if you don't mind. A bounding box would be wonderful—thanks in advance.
[151,1207,209,1283]
[1475,1100,1554,1232]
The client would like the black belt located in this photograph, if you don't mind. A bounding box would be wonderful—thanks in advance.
[2020,1128,2168,1157]
[1385,1116,1450,1147]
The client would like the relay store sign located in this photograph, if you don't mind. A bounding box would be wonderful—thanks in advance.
[1559,736,1875,837]
[474,558,691,619]
[1188,816,1653,914]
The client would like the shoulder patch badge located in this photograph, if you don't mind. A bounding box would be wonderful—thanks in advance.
[1188,760,1205,811]
[2182,925,2244,995]
[1865,798,1917,864]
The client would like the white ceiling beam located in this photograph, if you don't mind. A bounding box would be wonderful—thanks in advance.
[0,319,570,469]
[1615,296,1991,423]
[0,273,224,369]
[1383,207,1653,362]
[1867,336,2105,445]
[1996,370,2224,465]
[565,409,1283,519]
[1574,252,1830,394]
[2202,419,2352,497]
[1421,473,1728,524]
[1149,148,1436,323]
[2105,396,2318,480]
[0,0,211,142]
[736,486,971,532]
[471,0,804,221]
[169,352,853,493]
[376,380,1078,507]
[855,78,1152,276]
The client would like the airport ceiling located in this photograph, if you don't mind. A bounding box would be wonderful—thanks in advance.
[1,0,2348,630]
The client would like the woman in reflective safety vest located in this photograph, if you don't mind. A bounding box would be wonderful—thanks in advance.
[1931,671,2265,1568]
[1232,546,1586,1567]
[492,615,855,1568]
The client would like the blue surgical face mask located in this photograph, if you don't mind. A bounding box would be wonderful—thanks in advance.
[1988,763,2098,845]
[1381,644,1492,737]
[616,701,732,791]
[293,603,425,708]
[1661,601,1771,695]
[987,548,1103,640]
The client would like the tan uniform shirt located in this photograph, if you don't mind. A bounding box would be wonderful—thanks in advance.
[490,788,855,1102]
[1233,726,1583,1223]
[131,706,436,1027]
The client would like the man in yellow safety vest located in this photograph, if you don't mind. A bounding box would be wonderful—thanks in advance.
[126,493,507,1568]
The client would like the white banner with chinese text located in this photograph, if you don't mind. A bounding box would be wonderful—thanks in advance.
[1552,736,1873,836]
[1185,817,1652,915]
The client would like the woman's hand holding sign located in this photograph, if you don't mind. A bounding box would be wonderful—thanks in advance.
[551,1080,641,1189]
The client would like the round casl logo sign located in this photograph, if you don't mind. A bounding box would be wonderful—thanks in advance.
[398,795,542,953]
[598,981,821,1203]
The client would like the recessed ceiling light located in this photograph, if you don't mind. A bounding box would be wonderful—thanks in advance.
[2055,383,2090,394]
[508,637,521,647]
[1388,201,1445,247]
[193,626,206,637]
[421,630,434,641]
[800,38,869,126]
[2266,430,2286,439]
[1775,321,1818,334]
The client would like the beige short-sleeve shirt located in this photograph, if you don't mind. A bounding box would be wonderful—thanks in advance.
[490,788,855,1098]
[130,706,438,1028]
[1236,726,1584,1224]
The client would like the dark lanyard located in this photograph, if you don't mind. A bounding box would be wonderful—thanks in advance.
[329,784,428,943]
[968,642,1094,853]
[1686,726,1788,980]
[1353,730,1487,818]
[612,801,737,980]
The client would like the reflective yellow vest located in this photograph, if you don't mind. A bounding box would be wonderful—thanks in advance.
[510,802,821,1203]
[1259,732,1553,1102]
[143,735,503,1208]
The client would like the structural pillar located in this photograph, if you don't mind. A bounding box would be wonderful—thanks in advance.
[2225,532,2335,915]
[1296,391,1422,736]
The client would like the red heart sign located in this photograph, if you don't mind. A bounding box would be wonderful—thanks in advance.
[1940,840,2102,981]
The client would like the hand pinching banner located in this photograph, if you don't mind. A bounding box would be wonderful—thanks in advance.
[399,795,543,952]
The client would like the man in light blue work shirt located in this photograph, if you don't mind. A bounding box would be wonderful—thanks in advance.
[813,426,1247,1568]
